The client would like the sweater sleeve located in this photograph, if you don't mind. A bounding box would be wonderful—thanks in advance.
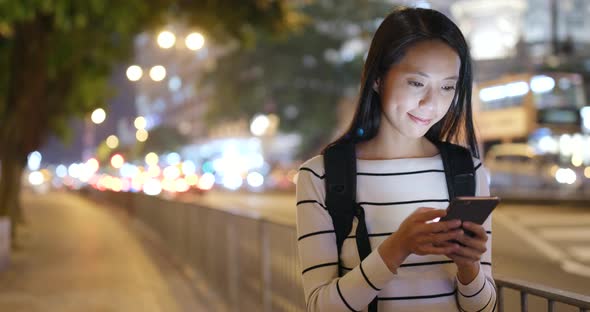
[296,156,396,312]
[455,161,497,312]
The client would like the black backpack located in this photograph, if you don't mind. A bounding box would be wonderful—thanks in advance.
[323,140,476,312]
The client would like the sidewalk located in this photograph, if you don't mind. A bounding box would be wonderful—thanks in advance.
[0,191,212,312]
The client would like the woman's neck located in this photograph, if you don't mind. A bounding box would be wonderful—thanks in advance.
[356,132,438,160]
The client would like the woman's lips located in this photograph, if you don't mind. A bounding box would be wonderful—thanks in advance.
[408,113,432,125]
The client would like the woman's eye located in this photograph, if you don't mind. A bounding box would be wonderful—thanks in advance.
[408,81,424,87]
[442,86,456,91]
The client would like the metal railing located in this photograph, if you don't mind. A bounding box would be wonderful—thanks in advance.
[84,189,590,312]
[496,276,590,312]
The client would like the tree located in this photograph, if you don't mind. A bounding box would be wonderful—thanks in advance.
[0,0,300,245]
[201,1,393,158]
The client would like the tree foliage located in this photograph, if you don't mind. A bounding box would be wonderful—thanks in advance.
[201,0,394,157]
[0,0,300,243]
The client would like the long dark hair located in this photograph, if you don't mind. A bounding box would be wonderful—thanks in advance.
[324,7,479,158]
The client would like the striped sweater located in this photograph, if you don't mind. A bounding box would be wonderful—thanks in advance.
[296,154,496,312]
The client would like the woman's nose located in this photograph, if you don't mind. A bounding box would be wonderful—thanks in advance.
[419,89,435,111]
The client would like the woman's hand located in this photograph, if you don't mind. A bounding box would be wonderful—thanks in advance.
[378,207,463,272]
[442,221,488,283]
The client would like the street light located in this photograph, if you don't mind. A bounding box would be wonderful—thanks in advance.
[149,65,166,81]
[106,135,119,149]
[134,116,147,130]
[145,152,159,166]
[110,154,125,169]
[136,129,149,142]
[157,31,176,49]
[91,108,106,124]
[250,115,270,136]
[185,32,205,50]
[126,65,143,81]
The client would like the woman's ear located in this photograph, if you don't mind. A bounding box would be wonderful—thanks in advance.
[373,79,380,93]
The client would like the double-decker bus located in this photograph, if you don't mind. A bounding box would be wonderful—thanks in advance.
[473,72,590,194]
[474,72,586,143]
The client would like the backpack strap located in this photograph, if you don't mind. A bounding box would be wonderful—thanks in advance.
[434,141,476,198]
[324,142,357,275]
[324,142,379,312]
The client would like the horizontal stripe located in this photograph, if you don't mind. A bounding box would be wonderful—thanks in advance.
[337,279,359,312]
[347,232,393,239]
[302,262,338,275]
[299,167,325,179]
[341,261,491,271]
[378,289,457,301]
[357,169,444,176]
[297,200,326,209]
[298,230,334,241]
[359,199,449,206]
[300,163,482,180]
[401,260,454,267]
[345,232,489,239]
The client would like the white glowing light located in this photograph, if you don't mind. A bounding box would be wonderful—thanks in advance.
[505,81,529,97]
[166,152,181,165]
[530,75,555,94]
[145,152,159,166]
[181,160,197,175]
[149,65,166,82]
[163,166,181,180]
[91,108,106,124]
[168,76,182,91]
[68,163,81,179]
[175,179,190,192]
[250,115,270,136]
[555,168,577,185]
[185,32,205,50]
[538,136,558,153]
[157,31,176,49]
[120,164,139,178]
[223,174,243,190]
[56,165,67,178]
[134,116,147,130]
[143,178,162,196]
[198,172,215,190]
[106,135,119,149]
[479,85,506,102]
[247,172,264,188]
[126,65,143,81]
[28,171,44,186]
[27,151,42,171]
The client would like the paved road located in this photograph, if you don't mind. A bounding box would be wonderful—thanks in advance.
[0,191,211,312]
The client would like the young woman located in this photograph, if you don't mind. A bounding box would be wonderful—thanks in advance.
[296,7,496,312]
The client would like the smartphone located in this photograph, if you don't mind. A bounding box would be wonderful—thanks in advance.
[439,196,500,238]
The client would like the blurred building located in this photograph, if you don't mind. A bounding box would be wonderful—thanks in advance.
[129,24,221,144]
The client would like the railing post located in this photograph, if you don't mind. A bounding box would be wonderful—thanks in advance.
[521,292,528,312]
[261,222,272,312]
[227,217,239,312]
[548,299,554,312]
[498,285,504,312]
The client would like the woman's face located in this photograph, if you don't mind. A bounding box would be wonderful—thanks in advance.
[377,40,460,139]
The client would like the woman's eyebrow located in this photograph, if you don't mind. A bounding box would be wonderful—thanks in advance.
[409,71,458,80]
